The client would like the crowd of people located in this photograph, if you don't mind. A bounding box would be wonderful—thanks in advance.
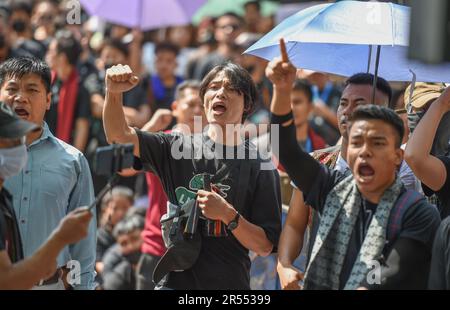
[0,0,449,290]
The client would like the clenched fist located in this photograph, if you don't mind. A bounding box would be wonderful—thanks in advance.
[197,189,235,223]
[105,64,140,94]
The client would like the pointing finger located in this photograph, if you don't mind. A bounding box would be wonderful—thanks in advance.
[280,38,289,63]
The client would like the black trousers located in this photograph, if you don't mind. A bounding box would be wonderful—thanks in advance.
[136,253,161,290]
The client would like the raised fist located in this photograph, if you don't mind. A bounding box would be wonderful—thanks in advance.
[105,64,140,94]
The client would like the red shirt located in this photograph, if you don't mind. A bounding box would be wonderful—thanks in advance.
[140,172,167,257]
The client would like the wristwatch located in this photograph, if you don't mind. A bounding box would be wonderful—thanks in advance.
[227,212,241,231]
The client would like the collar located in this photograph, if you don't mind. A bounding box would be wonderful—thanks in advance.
[29,122,54,148]
[335,152,349,173]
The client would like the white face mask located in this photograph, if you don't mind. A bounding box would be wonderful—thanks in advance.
[0,144,28,180]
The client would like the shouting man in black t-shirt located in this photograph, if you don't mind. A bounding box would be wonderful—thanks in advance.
[268,40,440,290]
[102,63,282,290]
[404,85,450,289]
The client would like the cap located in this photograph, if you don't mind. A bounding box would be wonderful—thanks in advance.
[0,102,39,139]
[404,82,447,110]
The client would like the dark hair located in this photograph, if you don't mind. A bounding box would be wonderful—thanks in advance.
[345,73,392,104]
[9,0,32,16]
[292,79,313,103]
[103,38,129,58]
[244,1,261,11]
[349,104,404,148]
[0,56,51,93]
[175,80,201,100]
[112,214,145,239]
[215,12,244,26]
[199,62,257,123]
[54,30,82,66]
[155,41,179,57]
[389,88,406,110]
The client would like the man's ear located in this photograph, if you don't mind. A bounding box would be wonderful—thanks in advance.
[395,147,404,168]
[171,100,178,117]
[46,92,52,110]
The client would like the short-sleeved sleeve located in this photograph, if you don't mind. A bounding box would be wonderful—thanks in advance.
[398,199,441,252]
[248,167,282,250]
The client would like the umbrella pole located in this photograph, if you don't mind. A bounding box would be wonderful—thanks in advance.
[367,45,372,73]
[371,45,381,105]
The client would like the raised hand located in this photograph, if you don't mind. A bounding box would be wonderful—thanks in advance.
[142,109,174,132]
[265,39,296,91]
[105,64,140,94]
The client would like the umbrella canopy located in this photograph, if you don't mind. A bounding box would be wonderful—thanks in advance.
[80,0,206,30]
[245,1,450,82]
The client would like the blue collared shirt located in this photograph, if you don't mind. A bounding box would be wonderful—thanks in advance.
[4,123,97,289]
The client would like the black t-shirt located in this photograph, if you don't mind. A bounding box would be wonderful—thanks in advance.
[45,76,91,141]
[96,227,116,263]
[102,244,136,290]
[136,130,282,289]
[428,216,450,289]
[0,188,23,263]
[423,156,450,218]
[302,165,440,289]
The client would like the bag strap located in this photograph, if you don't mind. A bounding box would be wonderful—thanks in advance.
[386,189,423,244]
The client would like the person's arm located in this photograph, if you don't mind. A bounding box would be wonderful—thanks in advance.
[128,29,144,76]
[277,188,309,290]
[404,86,450,191]
[197,167,282,257]
[67,155,97,290]
[123,104,151,128]
[141,109,173,132]
[90,93,104,119]
[103,64,141,157]
[0,209,92,290]
[266,40,322,195]
[73,118,89,152]
[197,189,275,256]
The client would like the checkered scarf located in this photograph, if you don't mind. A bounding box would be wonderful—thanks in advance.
[303,175,403,290]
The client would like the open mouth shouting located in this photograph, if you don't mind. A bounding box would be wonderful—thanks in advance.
[212,101,227,116]
[356,161,375,184]
[13,106,30,120]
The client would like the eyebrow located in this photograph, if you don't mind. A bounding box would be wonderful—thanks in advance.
[354,98,367,103]
[26,83,40,88]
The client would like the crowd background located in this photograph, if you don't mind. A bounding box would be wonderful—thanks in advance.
[2,0,445,290]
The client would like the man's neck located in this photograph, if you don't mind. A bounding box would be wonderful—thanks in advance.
[295,123,309,142]
[26,124,44,145]
[207,124,243,146]
[58,64,74,81]
[217,43,232,58]
[160,75,176,87]
[339,137,348,161]
[360,177,397,204]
